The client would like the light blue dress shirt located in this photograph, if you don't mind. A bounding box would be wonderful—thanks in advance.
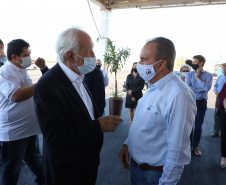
[124,71,197,185]
[185,70,213,100]
[1,56,8,64]
[213,73,226,93]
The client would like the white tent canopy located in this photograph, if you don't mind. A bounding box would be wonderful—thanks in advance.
[90,0,226,10]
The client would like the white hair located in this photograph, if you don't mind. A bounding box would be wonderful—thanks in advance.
[55,26,86,62]
[180,64,191,72]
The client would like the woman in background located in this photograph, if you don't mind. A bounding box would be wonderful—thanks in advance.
[180,64,191,82]
[217,82,226,169]
[125,62,145,124]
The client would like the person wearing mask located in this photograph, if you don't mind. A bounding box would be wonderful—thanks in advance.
[125,62,145,124]
[84,65,106,116]
[96,59,109,88]
[33,27,123,185]
[0,39,7,67]
[119,37,196,185]
[217,82,226,168]
[185,55,213,156]
[180,64,191,82]
[212,63,226,137]
[0,39,47,185]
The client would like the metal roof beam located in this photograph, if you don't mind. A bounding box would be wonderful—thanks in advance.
[91,0,226,10]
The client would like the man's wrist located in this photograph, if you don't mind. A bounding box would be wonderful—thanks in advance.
[40,65,47,70]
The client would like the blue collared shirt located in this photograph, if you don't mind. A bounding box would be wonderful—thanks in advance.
[124,71,197,185]
[213,73,226,93]
[1,56,8,64]
[185,70,213,100]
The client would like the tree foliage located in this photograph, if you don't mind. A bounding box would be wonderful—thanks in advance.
[103,39,131,98]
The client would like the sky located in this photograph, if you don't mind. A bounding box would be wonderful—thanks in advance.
[1,0,226,71]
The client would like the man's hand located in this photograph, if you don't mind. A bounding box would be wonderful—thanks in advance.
[127,90,132,96]
[223,98,226,112]
[35,57,46,69]
[216,92,219,96]
[201,89,205,92]
[195,67,202,80]
[131,97,136,102]
[98,115,123,132]
[119,144,129,170]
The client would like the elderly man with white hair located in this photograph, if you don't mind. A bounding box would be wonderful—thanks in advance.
[33,27,123,185]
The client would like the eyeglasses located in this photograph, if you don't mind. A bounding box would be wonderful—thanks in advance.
[182,70,189,72]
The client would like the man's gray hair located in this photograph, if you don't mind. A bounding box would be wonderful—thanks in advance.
[55,27,86,62]
[146,37,176,71]
[180,64,191,72]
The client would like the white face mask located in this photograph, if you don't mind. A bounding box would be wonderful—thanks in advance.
[137,60,161,81]
[17,56,32,68]
[181,72,187,77]
[75,54,96,75]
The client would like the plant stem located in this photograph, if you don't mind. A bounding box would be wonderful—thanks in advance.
[115,71,117,97]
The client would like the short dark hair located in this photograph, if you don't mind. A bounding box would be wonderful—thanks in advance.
[130,62,138,73]
[185,59,192,67]
[193,55,206,66]
[7,39,30,60]
[147,37,176,71]
[0,39,4,46]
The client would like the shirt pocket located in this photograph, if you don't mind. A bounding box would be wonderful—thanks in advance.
[141,106,157,128]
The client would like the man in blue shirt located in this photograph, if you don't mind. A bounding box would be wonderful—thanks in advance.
[0,39,7,67]
[212,63,226,137]
[185,55,213,156]
[119,37,196,185]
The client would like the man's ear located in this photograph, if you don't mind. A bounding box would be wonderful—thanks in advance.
[11,54,18,61]
[65,50,74,62]
[157,60,167,72]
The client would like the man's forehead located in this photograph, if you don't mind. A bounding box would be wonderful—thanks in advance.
[140,42,156,56]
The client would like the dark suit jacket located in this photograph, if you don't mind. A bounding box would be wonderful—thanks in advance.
[34,63,103,185]
[84,67,106,116]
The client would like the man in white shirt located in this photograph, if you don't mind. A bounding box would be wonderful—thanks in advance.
[96,59,109,87]
[33,27,123,185]
[0,39,47,185]
[119,37,197,185]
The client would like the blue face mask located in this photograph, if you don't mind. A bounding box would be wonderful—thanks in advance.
[17,56,32,68]
[75,54,96,75]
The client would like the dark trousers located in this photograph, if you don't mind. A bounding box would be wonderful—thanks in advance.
[214,96,221,134]
[1,135,45,185]
[192,100,207,148]
[220,108,226,157]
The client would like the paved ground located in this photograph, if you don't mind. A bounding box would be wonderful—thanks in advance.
[1,75,225,185]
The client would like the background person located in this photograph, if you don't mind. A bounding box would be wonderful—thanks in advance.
[84,65,106,116]
[212,63,226,137]
[180,64,191,82]
[34,27,123,185]
[119,37,196,185]
[96,59,109,88]
[125,62,145,123]
[185,59,192,68]
[216,82,226,168]
[0,39,7,67]
[185,55,213,156]
[0,39,46,185]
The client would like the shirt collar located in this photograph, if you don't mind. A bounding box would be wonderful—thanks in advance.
[7,60,25,71]
[1,56,8,63]
[149,71,175,91]
[58,61,84,83]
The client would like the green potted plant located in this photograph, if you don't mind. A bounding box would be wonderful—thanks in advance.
[103,39,131,116]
